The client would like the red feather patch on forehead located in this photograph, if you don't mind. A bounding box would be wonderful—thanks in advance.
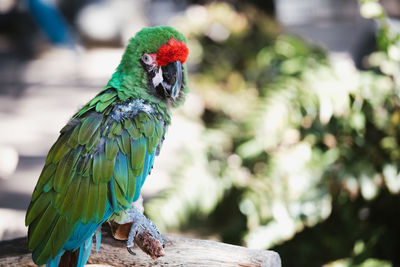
[156,38,189,66]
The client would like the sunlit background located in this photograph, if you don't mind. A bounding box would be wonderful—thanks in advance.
[1,0,400,266]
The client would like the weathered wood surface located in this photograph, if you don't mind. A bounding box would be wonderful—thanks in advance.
[0,230,281,267]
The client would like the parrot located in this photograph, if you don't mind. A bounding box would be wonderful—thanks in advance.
[25,26,189,267]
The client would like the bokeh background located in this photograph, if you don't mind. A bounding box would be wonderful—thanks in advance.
[1,0,400,266]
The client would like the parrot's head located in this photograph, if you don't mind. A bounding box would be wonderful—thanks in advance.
[117,26,189,107]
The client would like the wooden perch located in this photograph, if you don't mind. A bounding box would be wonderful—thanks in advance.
[0,228,281,267]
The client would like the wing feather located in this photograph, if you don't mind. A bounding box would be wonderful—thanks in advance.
[106,138,119,160]
[70,176,89,222]
[47,133,70,164]
[130,137,146,175]
[31,163,56,201]
[53,146,82,192]
[28,203,58,250]
[86,179,99,223]
[114,152,128,195]
[78,113,103,145]
[126,159,137,202]
[97,182,107,222]
[86,127,100,151]
[25,192,52,226]
[120,129,131,154]
[58,174,80,215]
[67,123,81,148]
[112,176,130,208]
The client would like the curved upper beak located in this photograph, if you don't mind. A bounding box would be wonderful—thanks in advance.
[161,61,182,101]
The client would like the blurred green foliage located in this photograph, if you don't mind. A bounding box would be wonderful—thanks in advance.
[145,1,400,266]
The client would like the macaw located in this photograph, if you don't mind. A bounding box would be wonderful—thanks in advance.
[25,26,189,267]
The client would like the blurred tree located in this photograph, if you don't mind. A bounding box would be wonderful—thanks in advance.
[145,1,400,266]
[186,0,275,15]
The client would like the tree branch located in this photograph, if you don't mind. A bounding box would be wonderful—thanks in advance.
[0,228,281,267]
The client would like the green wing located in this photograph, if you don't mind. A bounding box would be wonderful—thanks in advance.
[25,88,165,265]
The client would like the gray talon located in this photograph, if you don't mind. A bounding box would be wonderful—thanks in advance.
[127,247,136,255]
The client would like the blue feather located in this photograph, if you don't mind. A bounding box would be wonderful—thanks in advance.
[45,251,62,267]
[132,152,155,202]
[77,237,93,267]
[143,154,155,188]
[109,177,119,212]
[115,152,129,202]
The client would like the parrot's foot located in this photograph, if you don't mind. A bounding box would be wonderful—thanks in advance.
[126,207,165,260]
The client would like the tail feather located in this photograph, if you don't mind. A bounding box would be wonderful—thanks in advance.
[45,251,63,267]
[55,236,93,267]
[77,237,93,267]
[43,200,113,266]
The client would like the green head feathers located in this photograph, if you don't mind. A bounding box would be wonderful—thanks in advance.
[106,26,189,108]
[128,26,187,56]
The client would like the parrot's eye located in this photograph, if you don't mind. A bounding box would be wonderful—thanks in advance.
[142,53,153,65]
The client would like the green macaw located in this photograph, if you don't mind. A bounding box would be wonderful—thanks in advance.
[25,26,189,267]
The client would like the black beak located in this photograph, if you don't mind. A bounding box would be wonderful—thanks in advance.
[161,61,182,101]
